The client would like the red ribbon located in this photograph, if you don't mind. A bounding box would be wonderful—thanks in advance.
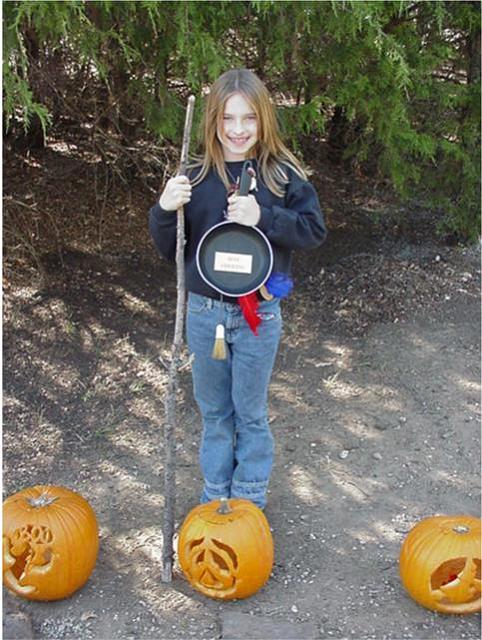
[238,293,261,335]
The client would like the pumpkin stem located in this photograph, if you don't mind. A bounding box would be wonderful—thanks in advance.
[452,525,470,534]
[217,498,233,515]
[28,492,59,508]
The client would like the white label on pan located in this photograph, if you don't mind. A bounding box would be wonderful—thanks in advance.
[214,251,253,274]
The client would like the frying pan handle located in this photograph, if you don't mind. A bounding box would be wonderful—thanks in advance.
[238,161,253,196]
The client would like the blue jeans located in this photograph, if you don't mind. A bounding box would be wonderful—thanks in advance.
[186,292,282,509]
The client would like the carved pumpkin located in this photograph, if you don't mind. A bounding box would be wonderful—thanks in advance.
[178,498,273,600]
[3,485,99,601]
[399,514,481,614]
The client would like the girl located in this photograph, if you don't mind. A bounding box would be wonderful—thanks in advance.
[149,68,326,509]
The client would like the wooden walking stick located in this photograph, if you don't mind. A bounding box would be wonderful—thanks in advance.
[161,94,195,583]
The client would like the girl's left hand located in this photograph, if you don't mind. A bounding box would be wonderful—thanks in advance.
[226,194,261,226]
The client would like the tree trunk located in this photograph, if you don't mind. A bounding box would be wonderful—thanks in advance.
[327,106,349,160]
[467,23,481,85]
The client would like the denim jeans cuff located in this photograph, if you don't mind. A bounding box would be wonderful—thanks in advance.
[202,479,231,502]
[231,479,268,499]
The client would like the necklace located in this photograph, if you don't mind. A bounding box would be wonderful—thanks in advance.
[224,161,258,196]
[225,165,240,197]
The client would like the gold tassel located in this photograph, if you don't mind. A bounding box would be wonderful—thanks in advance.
[212,323,227,360]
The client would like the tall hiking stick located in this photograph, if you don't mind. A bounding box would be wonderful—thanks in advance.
[161,95,195,583]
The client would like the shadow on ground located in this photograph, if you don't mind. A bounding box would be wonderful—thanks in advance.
[3,238,481,639]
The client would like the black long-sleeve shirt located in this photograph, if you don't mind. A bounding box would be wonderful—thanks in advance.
[149,159,327,302]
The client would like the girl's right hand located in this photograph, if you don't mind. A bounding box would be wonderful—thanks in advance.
[159,175,192,211]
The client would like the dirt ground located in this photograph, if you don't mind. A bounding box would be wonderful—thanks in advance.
[3,136,481,639]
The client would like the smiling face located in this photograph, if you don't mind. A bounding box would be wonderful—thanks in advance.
[217,93,258,161]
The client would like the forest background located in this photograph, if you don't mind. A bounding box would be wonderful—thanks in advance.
[3,0,481,261]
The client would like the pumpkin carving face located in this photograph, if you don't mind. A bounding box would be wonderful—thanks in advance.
[3,485,99,601]
[178,498,273,600]
[399,515,481,614]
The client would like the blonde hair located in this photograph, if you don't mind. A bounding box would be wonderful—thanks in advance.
[190,69,307,197]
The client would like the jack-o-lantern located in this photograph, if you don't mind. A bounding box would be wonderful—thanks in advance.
[178,498,273,600]
[3,485,99,601]
[399,514,481,614]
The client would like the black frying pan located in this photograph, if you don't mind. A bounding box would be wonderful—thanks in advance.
[196,161,273,297]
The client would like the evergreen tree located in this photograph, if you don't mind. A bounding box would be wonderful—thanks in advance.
[3,0,480,239]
